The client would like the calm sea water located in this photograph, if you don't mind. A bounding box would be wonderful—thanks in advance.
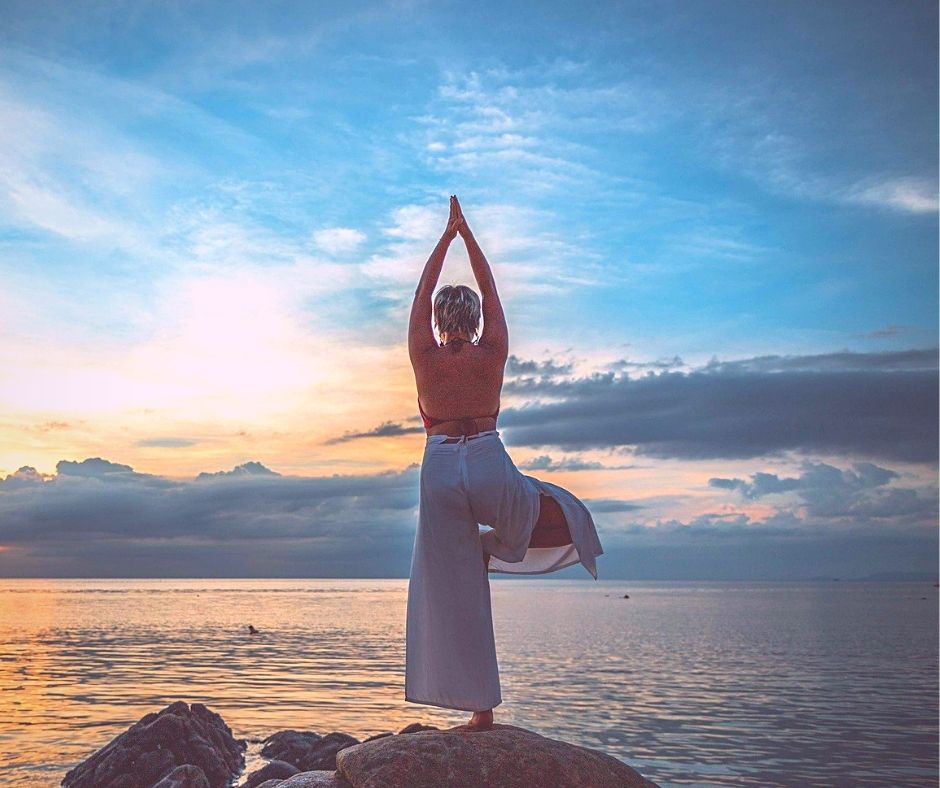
[1,579,936,787]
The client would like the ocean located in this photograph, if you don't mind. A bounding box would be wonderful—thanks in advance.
[1,578,937,787]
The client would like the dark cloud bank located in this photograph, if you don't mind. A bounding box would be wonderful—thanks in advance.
[340,347,939,463]
[0,454,934,579]
[1,348,936,579]
[502,347,939,462]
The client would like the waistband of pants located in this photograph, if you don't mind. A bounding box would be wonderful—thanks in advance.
[425,429,499,445]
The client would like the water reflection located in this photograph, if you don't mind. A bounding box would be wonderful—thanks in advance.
[1,579,936,786]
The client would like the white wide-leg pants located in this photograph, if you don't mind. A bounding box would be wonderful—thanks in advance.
[405,429,603,712]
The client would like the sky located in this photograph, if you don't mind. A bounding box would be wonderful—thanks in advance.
[0,0,937,579]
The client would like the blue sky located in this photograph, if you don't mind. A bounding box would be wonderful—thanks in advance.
[0,0,937,578]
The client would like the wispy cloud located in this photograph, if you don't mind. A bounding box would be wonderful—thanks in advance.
[135,437,199,448]
[312,227,367,255]
[417,67,657,195]
[706,112,938,215]
[324,421,424,445]
[843,176,938,214]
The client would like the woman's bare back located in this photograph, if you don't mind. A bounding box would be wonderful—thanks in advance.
[412,338,506,430]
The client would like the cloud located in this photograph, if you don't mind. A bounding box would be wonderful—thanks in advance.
[320,348,938,464]
[710,461,898,500]
[0,457,422,576]
[0,453,935,579]
[709,460,936,522]
[843,176,938,215]
[324,421,425,445]
[506,355,574,379]
[599,453,937,579]
[606,356,686,373]
[0,466,47,489]
[136,437,198,448]
[697,347,938,374]
[666,230,772,261]
[312,227,367,255]
[498,347,938,463]
[0,458,936,579]
[852,325,915,340]
[56,457,138,478]
[598,516,937,580]
[582,498,644,513]
[196,461,280,480]
[519,455,635,472]
[419,68,659,195]
[361,200,588,299]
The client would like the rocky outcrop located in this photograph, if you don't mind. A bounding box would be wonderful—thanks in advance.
[333,724,656,788]
[60,701,245,788]
[261,730,360,771]
[62,705,658,788]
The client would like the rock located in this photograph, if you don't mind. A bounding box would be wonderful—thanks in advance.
[336,723,658,788]
[262,731,322,763]
[397,723,438,735]
[362,732,394,743]
[273,772,352,787]
[152,764,211,788]
[623,594,630,599]
[245,759,301,787]
[61,701,246,788]
[61,704,657,788]
[262,730,360,771]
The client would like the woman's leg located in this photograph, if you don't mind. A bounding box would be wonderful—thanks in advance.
[527,493,573,548]
[467,498,570,729]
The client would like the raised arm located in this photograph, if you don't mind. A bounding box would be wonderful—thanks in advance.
[408,197,460,361]
[455,198,508,356]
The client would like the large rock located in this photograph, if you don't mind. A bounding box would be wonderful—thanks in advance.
[61,701,246,788]
[244,759,300,787]
[262,730,360,771]
[334,723,657,788]
[261,731,322,764]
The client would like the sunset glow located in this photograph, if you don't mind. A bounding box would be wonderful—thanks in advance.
[0,0,936,579]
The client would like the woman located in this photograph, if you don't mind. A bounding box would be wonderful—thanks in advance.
[405,195,604,731]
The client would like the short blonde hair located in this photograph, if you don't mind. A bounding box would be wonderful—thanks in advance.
[433,284,481,343]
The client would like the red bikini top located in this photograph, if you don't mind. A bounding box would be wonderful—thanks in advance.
[418,398,500,430]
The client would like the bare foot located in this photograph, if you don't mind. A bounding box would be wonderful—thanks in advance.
[466,709,493,731]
